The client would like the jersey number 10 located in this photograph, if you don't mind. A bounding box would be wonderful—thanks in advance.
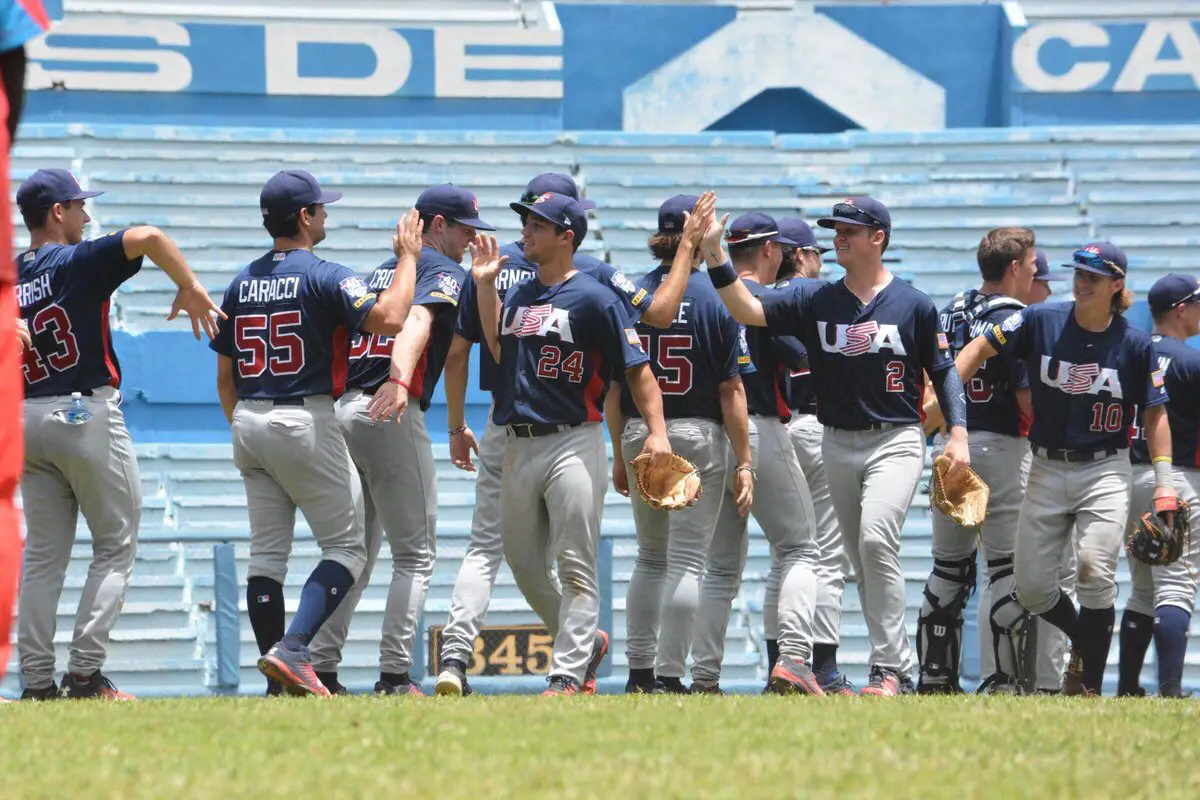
[1089,401,1124,433]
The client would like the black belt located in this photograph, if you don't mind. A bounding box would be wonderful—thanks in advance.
[273,398,305,406]
[506,422,582,439]
[1032,445,1119,463]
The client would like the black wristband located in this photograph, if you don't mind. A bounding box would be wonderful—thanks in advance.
[707,259,737,289]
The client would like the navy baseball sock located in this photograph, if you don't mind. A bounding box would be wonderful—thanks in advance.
[1117,609,1154,694]
[246,576,285,656]
[380,671,409,686]
[766,639,779,672]
[811,643,838,676]
[1153,606,1190,696]
[285,560,355,646]
[1077,605,1116,693]
[1038,591,1079,641]
[627,668,654,687]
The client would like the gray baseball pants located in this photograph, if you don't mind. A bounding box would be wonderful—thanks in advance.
[18,387,141,689]
[309,390,438,675]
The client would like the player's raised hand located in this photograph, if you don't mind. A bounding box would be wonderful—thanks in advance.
[680,191,716,247]
[700,205,730,263]
[392,208,423,261]
[366,378,409,423]
[450,426,480,472]
[469,234,508,284]
[15,318,31,352]
[167,281,226,340]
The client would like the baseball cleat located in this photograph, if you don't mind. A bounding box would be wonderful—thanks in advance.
[689,680,725,695]
[1062,648,1086,696]
[20,683,60,701]
[860,666,907,697]
[375,679,425,697]
[768,656,825,696]
[59,672,135,701]
[436,660,473,697]
[625,678,656,695]
[1117,685,1146,698]
[653,676,692,695]
[264,681,284,697]
[817,671,856,696]
[581,629,610,695]
[542,675,580,696]
[257,640,330,697]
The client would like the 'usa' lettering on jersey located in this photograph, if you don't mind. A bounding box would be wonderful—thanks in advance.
[983,303,1166,451]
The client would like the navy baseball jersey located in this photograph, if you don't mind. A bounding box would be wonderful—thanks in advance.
[16,231,144,397]
[1130,334,1200,466]
[774,276,823,416]
[210,249,377,399]
[347,247,464,410]
[457,241,655,392]
[491,272,648,427]
[982,303,1167,452]
[940,290,1029,437]
[620,266,752,421]
[743,280,806,421]
[760,277,952,428]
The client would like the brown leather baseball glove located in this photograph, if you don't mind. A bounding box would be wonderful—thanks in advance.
[631,452,702,511]
[930,454,990,528]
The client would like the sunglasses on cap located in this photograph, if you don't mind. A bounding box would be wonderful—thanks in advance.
[831,203,885,228]
[1072,250,1126,277]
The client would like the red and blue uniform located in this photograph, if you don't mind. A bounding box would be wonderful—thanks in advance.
[1129,334,1200,466]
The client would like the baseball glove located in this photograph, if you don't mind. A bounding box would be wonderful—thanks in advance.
[631,452,702,511]
[929,454,990,528]
[1126,496,1191,567]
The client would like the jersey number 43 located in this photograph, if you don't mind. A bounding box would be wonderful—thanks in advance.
[23,303,81,384]
[235,312,306,377]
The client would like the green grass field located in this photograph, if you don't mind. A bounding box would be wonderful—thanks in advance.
[3,695,1199,799]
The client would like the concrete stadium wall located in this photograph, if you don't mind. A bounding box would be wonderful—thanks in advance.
[23,4,1200,132]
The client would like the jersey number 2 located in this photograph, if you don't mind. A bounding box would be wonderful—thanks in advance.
[22,303,80,384]
[235,312,305,377]
[885,361,905,393]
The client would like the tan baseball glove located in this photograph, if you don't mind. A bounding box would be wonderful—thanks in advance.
[930,454,989,528]
[631,453,702,511]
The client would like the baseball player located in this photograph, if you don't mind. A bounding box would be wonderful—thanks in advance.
[472,192,672,695]
[211,170,419,697]
[305,185,488,695]
[1117,273,1200,698]
[708,197,970,696]
[436,175,694,697]
[15,168,222,700]
[602,195,754,695]
[689,211,827,696]
[915,227,1038,694]
[955,242,1175,696]
[0,1,49,691]
[773,217,856,694]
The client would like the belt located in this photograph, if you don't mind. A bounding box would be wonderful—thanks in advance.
[829,421,909,432]
[506,422,582,439]
[273,398,305,407]
[1031,445,1119,463]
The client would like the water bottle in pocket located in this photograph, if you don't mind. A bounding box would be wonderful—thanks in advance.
[53,392,94,425]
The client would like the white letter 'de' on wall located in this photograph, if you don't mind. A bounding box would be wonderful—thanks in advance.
[27,19,192,92]
[1012,21,1110,92]
[265,23,411,97]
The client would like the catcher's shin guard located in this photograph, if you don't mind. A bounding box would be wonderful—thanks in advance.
[987,557,1037,693]
[917,555,977,693]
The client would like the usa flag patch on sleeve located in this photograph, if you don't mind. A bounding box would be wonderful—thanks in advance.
[937,332,950,350]
[625,329,642,347]
[1152,369,1165,388]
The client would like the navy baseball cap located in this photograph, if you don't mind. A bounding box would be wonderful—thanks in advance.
[777,218,830,253]
[657,194,699,233]
[16,169,103,213]
[1148,274,1200,313]
[260,170,341,216]
[520,173,596,211]
[726,212,797,247]
[817,196,891,232]
[1064,242,1127,278]
[1033,249,1051,281]
[510,191,589,242]
[416,184,496,231]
